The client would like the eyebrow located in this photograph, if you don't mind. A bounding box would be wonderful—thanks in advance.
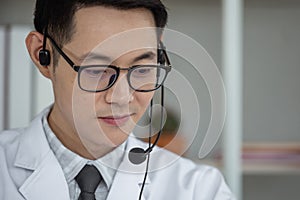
[78,52,111,62]
[132,51,156,63]
[78,51,157,64]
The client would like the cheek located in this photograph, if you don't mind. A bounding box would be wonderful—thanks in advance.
[52,66,82,114]
[135,92,154,115]
[55,77,74,105]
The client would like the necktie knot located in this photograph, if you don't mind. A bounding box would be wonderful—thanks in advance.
[75,165,102,200]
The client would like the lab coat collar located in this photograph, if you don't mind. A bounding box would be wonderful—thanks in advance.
[14,107,70,200]
[14,107,51,170]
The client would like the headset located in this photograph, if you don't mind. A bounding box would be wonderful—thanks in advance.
[128,43,166,165]
[39,27,50,66]
[128,42,170,200]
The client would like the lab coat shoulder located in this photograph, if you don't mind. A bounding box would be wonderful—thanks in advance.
[0,128,25,167]
[0,128,31,200]
[0,128,27,178]
[146,146,236,200]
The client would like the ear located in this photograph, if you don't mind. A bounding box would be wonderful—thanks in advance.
[25,31,52,79]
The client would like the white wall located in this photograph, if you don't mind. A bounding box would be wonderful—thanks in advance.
[0,26,6,130]
[0,0,35,25]
[243,2,300,142]
[8,26,33,128]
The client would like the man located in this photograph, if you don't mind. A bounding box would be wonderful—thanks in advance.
[0,0,235,199]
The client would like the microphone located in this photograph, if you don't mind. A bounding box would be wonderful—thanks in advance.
[128,147,150,165]
[128,120,162,164]
[128,85,165,165]
[128,44,168,165]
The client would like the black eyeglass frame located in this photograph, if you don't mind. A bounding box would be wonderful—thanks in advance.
[45,34,172,93]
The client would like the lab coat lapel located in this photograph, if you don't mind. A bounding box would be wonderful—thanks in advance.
[106,170,148,200]
[106,137,151,200]
[14,109,69,200]
[18,151,69,200]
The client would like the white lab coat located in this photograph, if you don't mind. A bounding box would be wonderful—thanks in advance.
[0,108,235,200]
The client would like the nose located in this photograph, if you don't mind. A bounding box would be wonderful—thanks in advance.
[104,73,134,105]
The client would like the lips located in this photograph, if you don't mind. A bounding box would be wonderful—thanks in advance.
[99,114,133,126]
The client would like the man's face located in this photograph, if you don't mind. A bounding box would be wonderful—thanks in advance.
[49,6,157,157]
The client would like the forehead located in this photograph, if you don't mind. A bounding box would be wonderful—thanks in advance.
[69,6,158,58]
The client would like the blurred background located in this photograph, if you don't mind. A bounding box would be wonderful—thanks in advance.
[0,0,300,199]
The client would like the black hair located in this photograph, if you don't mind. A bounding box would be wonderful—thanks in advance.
[33,0,168,66]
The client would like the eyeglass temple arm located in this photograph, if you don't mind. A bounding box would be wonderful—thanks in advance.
[158,41,171,67]
[45,34,77,70]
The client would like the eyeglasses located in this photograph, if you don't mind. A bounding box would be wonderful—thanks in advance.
[45,35,171,93]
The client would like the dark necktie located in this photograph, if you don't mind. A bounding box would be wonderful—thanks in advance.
[75,165,102,200]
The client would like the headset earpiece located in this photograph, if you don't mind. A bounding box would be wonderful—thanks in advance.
[159,50,166,64]
[158,41,167,65]
[39,27,50,66]
[39,49,50,66]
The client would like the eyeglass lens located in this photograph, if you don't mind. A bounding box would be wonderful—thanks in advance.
[78,65,167,92]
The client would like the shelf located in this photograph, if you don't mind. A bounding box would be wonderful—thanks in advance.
[194,142,300,175]
[242,142,300,175]
[243,161,300,175]
[194,159,300,175]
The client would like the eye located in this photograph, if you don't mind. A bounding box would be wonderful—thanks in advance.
[84,69,105,76]
[132,67,153,77]
[138,68,151,74]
